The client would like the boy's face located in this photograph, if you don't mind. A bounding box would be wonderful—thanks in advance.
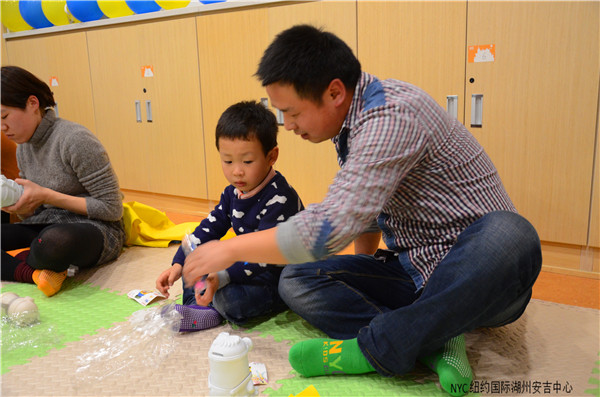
[266,82,346,143]
[218,137,278,193]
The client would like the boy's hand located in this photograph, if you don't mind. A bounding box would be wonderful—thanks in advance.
[195,273,218,306]
[155,263,183,298]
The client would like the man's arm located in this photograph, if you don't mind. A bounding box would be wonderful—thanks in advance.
[353,231,382,255]
[181,227,286,287]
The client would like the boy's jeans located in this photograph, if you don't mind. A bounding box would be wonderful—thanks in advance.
[279,211,542,376]
[182,269,287,325]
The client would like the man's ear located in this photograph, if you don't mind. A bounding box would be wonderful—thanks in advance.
[326,79,347,106]
[267,146,279,166]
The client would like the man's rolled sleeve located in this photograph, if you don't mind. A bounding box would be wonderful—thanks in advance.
[276,219,317,264]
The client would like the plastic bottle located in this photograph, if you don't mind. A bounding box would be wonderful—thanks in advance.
[1,175,24,207]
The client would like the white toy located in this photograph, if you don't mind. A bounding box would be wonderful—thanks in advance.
[1,292,39,326]
[208,332,257,396]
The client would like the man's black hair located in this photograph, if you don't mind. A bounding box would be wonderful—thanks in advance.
[255,24,361,103]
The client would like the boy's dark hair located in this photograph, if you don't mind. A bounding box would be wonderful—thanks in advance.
[1,66,56,109]
[255,24,361,104]
[216,101,278,155]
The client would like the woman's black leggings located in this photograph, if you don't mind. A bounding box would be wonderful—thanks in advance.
[1,223,104,281]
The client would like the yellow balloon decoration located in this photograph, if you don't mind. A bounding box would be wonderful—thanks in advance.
[97,0,134,18]
[41,0,70,26]
[156,0,191,10]
[1,0,32,32]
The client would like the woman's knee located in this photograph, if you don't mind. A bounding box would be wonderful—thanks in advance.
[30,224,103,270]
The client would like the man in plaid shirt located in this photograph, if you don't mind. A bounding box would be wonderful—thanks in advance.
[183,25,541,396]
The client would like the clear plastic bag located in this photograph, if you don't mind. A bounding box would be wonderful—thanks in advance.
[75,301,182,381]
[1,315,62,353]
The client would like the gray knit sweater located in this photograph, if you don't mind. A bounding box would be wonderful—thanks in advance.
[17,109,125,264]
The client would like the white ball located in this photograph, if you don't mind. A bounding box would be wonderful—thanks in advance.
[7,296,39,326]
[1,292,20,316]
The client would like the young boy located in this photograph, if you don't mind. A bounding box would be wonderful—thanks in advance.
[155,100,303,331]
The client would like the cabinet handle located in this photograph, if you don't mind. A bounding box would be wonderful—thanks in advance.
[470,94,483,128]
[146,100,153,122]
[54,103,59,118]
[276,109,284,125]
[446,95,458,119]
[135,100,141,122]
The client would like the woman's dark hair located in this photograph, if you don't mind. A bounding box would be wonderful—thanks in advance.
[255,24,361,103]
[1,65,56,109]
[215,101,278,156]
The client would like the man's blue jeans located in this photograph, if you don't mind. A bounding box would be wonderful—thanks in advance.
[278,211,542,376]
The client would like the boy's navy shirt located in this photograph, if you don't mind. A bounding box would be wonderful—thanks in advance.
[172,171,304,283]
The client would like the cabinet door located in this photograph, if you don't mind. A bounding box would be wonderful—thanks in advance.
[589,121,599,248]
[196,7,270,201]
[267,1,356,205]
[357,1,467,123]
[466,1,599,245]
[5,32,96,134]
[87,18,207,198]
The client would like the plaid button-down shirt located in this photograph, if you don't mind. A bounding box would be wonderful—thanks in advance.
[279,72,515,287]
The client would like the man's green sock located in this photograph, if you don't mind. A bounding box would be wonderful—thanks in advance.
[288,338,375,377]
[419,334,473,397]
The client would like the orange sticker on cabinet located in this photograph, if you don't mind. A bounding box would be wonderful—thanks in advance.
[468,44,495,63]
[141,65,154,77]
[50,76,59,87]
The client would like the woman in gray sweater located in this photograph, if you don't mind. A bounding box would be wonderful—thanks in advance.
[1,66,125,297]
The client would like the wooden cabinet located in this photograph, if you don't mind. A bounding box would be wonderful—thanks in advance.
[197,1,355,205]
[357,1,599,249]
[4,32,96,134]
[589,119,599,249]
[1,26,8,66]
[196,7,270,201]
[465,1,599,246]
[357,1,468,123]
[86,18,207,198]
[265,1,355,205]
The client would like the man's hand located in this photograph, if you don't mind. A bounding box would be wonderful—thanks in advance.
[182,240,234,288]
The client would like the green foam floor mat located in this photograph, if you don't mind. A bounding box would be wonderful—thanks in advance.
[239,310,456,396]
[1,280,140,374]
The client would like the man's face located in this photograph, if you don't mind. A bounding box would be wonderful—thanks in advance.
[266,82,344,143]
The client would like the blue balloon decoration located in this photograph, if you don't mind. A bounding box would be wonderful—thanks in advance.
[200,0,226,3]
[66,0,105,22]
[125,0,161,14]
[19,0,53,29]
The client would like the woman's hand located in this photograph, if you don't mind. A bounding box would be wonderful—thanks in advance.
[4,178,88,217]
[2,179,46,217]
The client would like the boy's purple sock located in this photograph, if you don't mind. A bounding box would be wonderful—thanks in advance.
[175,304,223,332]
